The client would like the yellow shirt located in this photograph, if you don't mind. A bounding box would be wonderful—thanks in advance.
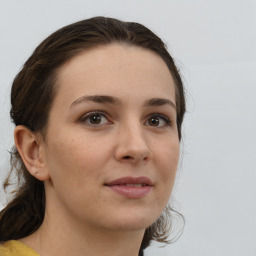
[0,240,39,256]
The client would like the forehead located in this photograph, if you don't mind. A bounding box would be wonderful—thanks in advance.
[54,43,176,106]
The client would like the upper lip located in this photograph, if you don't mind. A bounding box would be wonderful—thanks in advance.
[105,176,154,186]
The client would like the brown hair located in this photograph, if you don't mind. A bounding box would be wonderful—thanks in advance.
[0,16,185,254]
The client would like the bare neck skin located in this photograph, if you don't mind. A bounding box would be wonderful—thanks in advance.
[19,199,144,256]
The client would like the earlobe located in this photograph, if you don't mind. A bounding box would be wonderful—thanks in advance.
[14,125,50,181]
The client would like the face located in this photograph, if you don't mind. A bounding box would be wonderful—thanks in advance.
[42,44,180,232]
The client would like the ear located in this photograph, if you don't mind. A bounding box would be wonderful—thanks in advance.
[14,125,50,181]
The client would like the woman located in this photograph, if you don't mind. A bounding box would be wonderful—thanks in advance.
[0,17,185,256]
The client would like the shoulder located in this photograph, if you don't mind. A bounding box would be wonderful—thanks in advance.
[0,240,39,256]
[0,241,12,256]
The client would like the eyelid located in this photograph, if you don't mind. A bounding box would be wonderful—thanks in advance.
[145,113,172,127]
[79,110,111,126]
[78,110,173,128]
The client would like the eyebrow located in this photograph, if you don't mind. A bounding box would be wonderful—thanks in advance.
[70,95,122,108]
[70,95,176,109]
[144,98,176,109]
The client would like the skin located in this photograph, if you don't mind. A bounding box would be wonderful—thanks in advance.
[16,44,180,256]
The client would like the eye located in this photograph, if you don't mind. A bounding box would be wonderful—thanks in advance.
[80,111,110,126]
[145,114,171,127]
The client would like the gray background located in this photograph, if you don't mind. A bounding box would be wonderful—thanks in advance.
[0,0,255,255]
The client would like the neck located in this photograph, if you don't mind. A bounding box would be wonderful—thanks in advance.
[19,207,145,256]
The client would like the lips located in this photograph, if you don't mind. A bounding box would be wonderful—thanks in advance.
[105,176,153,198]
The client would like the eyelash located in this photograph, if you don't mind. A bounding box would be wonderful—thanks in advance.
[146,113,172,127]
[79,110,172,127]
[79,110,110,126]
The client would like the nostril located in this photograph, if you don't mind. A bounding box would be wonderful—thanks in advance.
[123,156,131,159]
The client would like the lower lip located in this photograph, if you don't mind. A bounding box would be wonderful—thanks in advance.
[106,185,152,198]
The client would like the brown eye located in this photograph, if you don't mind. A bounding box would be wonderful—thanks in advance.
[148,117,160,126]
[80,111,109,126]
[146,114,171,127]
[89,114,102,124]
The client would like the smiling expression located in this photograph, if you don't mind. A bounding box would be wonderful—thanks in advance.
[41,43,180,232]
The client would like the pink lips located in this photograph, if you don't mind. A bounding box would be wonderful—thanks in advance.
[105,176,153,198]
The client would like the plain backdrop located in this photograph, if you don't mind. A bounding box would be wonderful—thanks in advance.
[0,0,256,255]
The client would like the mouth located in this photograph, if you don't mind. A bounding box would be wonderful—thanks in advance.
[105,176,153,198]
[105,176,153,186]
[122,183,148,187]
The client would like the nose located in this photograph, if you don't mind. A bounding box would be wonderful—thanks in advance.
[114,122,153,164]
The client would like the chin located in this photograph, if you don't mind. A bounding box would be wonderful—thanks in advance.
[105,209,160,232]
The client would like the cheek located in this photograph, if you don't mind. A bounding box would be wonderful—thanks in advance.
[44,133,113,217]
[157,136,179,171]
[45,131,111,190]
[154,138,180,196]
